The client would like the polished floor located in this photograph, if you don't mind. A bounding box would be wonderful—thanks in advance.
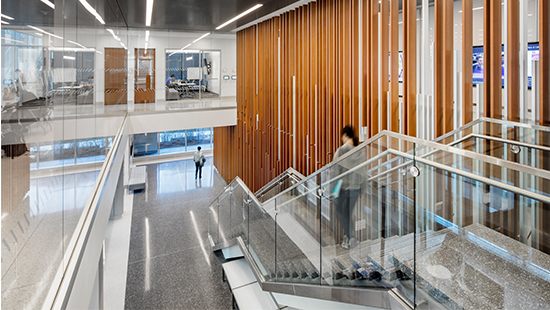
[124,157,233,309]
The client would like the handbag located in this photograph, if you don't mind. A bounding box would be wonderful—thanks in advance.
[201,156,206,166]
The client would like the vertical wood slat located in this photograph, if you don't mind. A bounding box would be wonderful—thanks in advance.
[507,0,520,122]
[484,0,502,119]
[380,0,389,132]
[389,0,399,133]
[403,0,417,137]
[369,0,379,137]
[434,0,454,137]
[462,0,473,125]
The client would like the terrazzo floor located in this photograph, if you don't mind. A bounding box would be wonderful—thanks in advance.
[124,157,233,309]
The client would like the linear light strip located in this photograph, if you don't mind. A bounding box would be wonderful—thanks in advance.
[145,30,150,42]
[79,0,105,24]
[63,55,76,60]
[40,0,55,9]
[1,20,9,25]
[216,4,263,30]
[193,32,210,43]
[1,14,14,20]
[146,0,154,26]
[27,25,63,39]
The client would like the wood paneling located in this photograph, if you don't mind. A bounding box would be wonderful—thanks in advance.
[214,0,364,191]
[104,48,127,105]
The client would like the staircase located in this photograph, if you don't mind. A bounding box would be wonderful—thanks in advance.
[208,118,550,310]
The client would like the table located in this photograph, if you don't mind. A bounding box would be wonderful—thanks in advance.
[176,82,195,98]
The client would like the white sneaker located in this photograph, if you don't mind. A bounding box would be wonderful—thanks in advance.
[341,236,350,249]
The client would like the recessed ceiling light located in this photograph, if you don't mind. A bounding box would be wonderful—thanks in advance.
[146,0,154,26]
[79,0,105,24]
[27,25,63,39]
[216,4,263,30]
[1,14,14,20]
[40,0,55,9]
[63,55,76,60]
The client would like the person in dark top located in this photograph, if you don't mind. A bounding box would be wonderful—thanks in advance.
[331,125,364,249]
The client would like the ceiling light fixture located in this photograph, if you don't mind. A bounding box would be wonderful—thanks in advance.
[168,43,192,56]
[1,14,14,20]
[145,30,150,42]
[67,40,86,48]
[106,29,121,41]
[27,25,63,39]
[216,4,263,30]
[186,56,193,61]
[40,0,55,9]
[146,0,154,26]
[35,33,43,36]
[193,32,210,43]
[1,20,9,25]
[63,55,76,60]
[79,0,105,24]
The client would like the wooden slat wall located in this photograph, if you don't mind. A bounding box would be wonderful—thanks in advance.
[214,0,548,195]
[215,0,365,191]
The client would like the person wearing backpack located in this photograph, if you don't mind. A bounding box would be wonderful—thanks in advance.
[193,146,206,179]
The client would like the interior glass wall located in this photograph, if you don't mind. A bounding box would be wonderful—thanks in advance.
[1,1,128,309]
[165,49,221,101]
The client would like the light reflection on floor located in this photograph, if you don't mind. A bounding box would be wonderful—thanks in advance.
[157,156,214,194]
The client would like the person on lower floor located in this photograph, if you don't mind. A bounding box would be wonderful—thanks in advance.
[331,125,364,249]
[193,146,205,179]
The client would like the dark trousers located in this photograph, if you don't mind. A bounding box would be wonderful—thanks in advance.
[195,161,202,179]
[336,189,360,239]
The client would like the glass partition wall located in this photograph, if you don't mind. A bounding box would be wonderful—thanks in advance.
[1,1,128,309]
[165,49,221,100]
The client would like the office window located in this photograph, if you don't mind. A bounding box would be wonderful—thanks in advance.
[37,141,76,169]
[76,137,111,164]
[187,128,212,150]
[159,130,186,154]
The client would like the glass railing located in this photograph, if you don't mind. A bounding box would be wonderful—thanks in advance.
[435,117,550,172]
[208,125,550,310]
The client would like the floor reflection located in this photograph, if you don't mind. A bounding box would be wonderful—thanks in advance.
[156,157,214,194]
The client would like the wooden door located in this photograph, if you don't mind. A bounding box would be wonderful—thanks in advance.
[104,48,127,105]
[134,48,156,103]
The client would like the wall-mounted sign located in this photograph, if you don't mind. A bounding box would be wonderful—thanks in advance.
[223,75,230,80]
[231,75,237,80]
